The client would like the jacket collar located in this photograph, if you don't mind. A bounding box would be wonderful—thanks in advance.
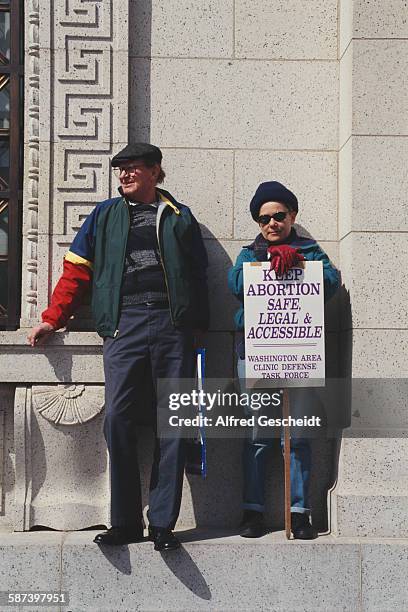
[157,189,180,215]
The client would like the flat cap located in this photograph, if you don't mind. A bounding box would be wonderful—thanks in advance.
[250,181,298,220]
[111,143,162,167]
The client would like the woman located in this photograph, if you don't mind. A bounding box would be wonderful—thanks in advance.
[228,181,339,539]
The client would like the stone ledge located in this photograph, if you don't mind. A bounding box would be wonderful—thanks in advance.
[0,330,103,346]
[0,531,407,611]
[0,332,104,383]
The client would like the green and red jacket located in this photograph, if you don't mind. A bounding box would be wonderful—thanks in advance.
[42,189,210,337]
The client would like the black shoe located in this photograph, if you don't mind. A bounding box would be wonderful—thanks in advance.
[291,513,318,540]
[93,526,144,546]
[148,526,181,551]
[239,510,266,538]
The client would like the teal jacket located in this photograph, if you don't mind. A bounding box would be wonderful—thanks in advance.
[67,188,209,337]
[228,229,340,330]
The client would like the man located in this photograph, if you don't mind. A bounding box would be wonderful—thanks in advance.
[28,143,209,550]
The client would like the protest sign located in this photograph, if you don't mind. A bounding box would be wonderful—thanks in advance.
[243,261,325,387]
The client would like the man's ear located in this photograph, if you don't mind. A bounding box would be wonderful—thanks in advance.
[290,211,297,224]
[152,164,160,181]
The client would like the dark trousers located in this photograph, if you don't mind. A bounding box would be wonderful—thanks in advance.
[103,303,194,529]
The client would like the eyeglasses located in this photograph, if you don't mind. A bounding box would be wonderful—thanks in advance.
[113,165,145,177]
[258,212,289,225]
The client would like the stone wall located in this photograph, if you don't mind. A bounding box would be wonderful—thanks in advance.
[127,0,340,531]
[129,0,340,381]
[331,0,408,537]
[0,0,406,536]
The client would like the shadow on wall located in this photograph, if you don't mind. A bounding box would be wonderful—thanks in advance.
[46,230,350,532]
[134,220,352,533]
[128,0,152,142]
[27,216,352,533]
[32,194,352,531]
[35,0,353,534]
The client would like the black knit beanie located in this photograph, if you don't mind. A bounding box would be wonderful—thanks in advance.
[250,181,298,220]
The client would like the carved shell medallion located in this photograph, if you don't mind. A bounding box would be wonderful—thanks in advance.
[32,385,104,425]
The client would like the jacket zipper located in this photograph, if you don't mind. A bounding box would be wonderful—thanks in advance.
[114,200,130,338]
[156,203,175,325]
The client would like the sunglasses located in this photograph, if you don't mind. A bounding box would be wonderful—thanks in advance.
[257,212,289,225]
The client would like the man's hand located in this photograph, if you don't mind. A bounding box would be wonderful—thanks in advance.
[267,245,305,276]
[27,322,55,347]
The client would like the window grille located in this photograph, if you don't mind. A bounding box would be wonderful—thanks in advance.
[0,0,23,329]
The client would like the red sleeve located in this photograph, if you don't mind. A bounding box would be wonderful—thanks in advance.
[41,259,92,330]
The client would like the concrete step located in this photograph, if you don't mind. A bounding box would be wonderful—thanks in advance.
[0,530,407,611]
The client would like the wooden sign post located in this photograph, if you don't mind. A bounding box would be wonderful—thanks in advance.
[243,261,325,538]
[282,389,291,539]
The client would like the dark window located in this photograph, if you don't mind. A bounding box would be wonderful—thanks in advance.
[0,0,23,329]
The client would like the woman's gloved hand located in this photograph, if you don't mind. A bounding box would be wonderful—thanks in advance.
[267,244,305,276]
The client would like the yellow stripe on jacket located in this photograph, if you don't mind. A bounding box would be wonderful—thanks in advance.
[65,250,94,270]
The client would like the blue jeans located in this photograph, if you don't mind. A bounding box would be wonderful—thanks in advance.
[237,358,312,515]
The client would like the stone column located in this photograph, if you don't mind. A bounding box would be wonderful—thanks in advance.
[14,385,109,530]
[331,0,408,537]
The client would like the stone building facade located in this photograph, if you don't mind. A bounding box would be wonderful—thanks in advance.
[0,0,407,545]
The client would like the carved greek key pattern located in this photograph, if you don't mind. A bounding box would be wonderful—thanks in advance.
[57,96,111,140]
[51,0,127,238]
[63,203,96,235]
[22,1,127,320]
[57,0,111,37]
